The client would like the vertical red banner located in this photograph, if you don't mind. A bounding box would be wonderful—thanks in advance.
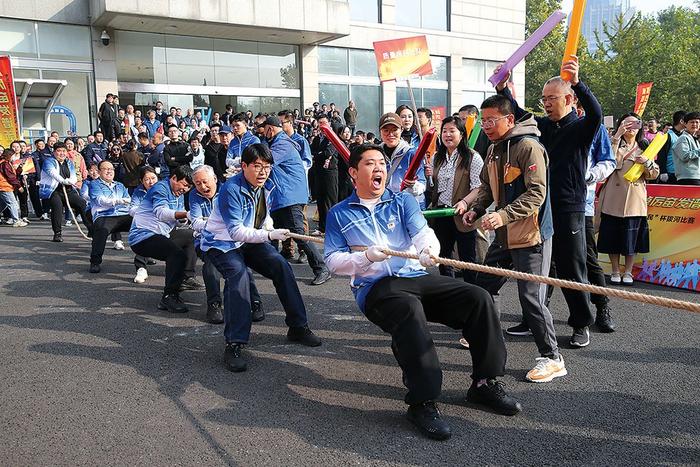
[633,82,653,117]
[0,56,20,147]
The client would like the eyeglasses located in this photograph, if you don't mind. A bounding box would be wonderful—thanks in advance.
[539,95,566,105]
[481,115,511,129]
[251,163,272,174]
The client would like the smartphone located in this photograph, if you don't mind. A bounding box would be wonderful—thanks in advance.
[629,120,642,130]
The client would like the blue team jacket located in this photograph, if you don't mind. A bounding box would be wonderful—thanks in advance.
[267,131,309,211]
[128,179,184,245]
[226,131,261,167]
[89,178,131,220]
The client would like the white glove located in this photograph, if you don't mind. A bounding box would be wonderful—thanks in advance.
[61,179,72,186]
[268,229,290,241]
[419,247,437,268]
[365,245,389,263]
[659,173,669,183]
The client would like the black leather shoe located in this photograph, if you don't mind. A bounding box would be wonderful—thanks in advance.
[251,300,265,322]
[224,343,247,372]
[406,401,452,440]
[89,263,101,273]
[52,233,63,242]
[595,304,616,333]
[467,380,522,416]
[287,326,322,347]
[146,258,157,265]
[206,303,224,324]
[311,269,331,286]
[157,294,189,313]
[180,277,204,291]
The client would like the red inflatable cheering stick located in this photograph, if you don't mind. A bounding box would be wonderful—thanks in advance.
[319,124,350,164]
[400,127,437,191]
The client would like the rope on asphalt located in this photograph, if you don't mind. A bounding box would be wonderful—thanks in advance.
[286,232,700,314]
[62,185,92,241]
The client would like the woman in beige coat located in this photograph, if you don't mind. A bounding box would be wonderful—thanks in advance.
[597,112,659,285]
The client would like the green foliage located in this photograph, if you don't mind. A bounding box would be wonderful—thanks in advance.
[526,1,700,123]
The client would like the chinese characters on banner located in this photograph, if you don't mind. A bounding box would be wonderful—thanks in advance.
[0,56,20,148]
[598,184,700,292]
[373,36,432,82]
[633,82,653,117]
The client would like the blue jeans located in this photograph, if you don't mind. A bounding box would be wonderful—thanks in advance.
[205,242,308,344]
[0,191,20,221]
[196,246,261,307]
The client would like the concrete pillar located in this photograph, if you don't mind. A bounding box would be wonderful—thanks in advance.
[91,27,118,100]
[300,45,319,109]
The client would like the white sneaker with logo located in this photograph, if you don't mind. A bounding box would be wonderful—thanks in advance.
[134,267,148,283]
[113,240,125,250]
[526,356,567,383]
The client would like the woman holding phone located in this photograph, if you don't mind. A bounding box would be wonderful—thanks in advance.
[597,113,659,285]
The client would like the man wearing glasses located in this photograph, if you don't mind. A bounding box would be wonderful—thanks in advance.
[493,57,601,348]
[88,160,132,273]
[201,143,322,373]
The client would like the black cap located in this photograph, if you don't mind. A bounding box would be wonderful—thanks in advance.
[263,115,282,128]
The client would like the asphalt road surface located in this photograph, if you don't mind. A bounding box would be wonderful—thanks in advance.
[1,222,699,466]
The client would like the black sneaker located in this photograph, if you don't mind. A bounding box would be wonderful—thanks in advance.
[224,343,247,372]
[467,380,522,416]
[406,401,452,440]
[295,251,307,264]
[157,294,189,313]
[206,303,224,324]
[505,322,532,336]
[52,233,63,243]
[287,326,322,347]
[89,263,101,274]
[146,258,157,265]
[180,277,204,291]
[570,327,590,347]
[595,305,616,333]
[251,300,265,322]
[311,269,331,286]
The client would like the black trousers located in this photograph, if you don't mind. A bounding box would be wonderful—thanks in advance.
[551,211,594,328]
[90,215,132,265]
[431,215,478,284]
[48,187,91,235]
[364,274,506,405]
[27,182,43,217]
[131,229,196,296]
[315,168,338,233]
[585,216,608,307]
[271,204,327,274]
[14,188,28,219]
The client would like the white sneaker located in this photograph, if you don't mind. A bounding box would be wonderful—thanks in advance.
[526,356,567,383]
[40,213,49,220]
[113,240,125,250]
[21,217,29,223]
[134,267,148,283]
[622,272,634,285]
[12,219,28,228]
[610,272,621,284]
[65,220,73,226]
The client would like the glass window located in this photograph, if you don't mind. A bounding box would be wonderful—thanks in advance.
[350,85,380,134]
[424,56,448,81]
[0,18,37,58]
[116,31,167,84]
[421,0,447,30]
[318,47,349,75]
[37,23,91,61]
[12,68,40,79]
[395,0,446,30]
[462,59,484,84]
[43,70,93,136]
[395,0,421,28]
[349,0,379,22]
[258,43,298,89]
[462,91,487,108]
[164,36,215,86]
[214,39,260,88]
[396,87,448,112]
[319,84,350,111]
[349,49,377,77]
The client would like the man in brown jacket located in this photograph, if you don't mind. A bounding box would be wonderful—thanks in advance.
[463,94,566,383]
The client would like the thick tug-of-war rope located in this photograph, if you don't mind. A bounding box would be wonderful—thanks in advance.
[286,232,700,314]
[62,185,92,241]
